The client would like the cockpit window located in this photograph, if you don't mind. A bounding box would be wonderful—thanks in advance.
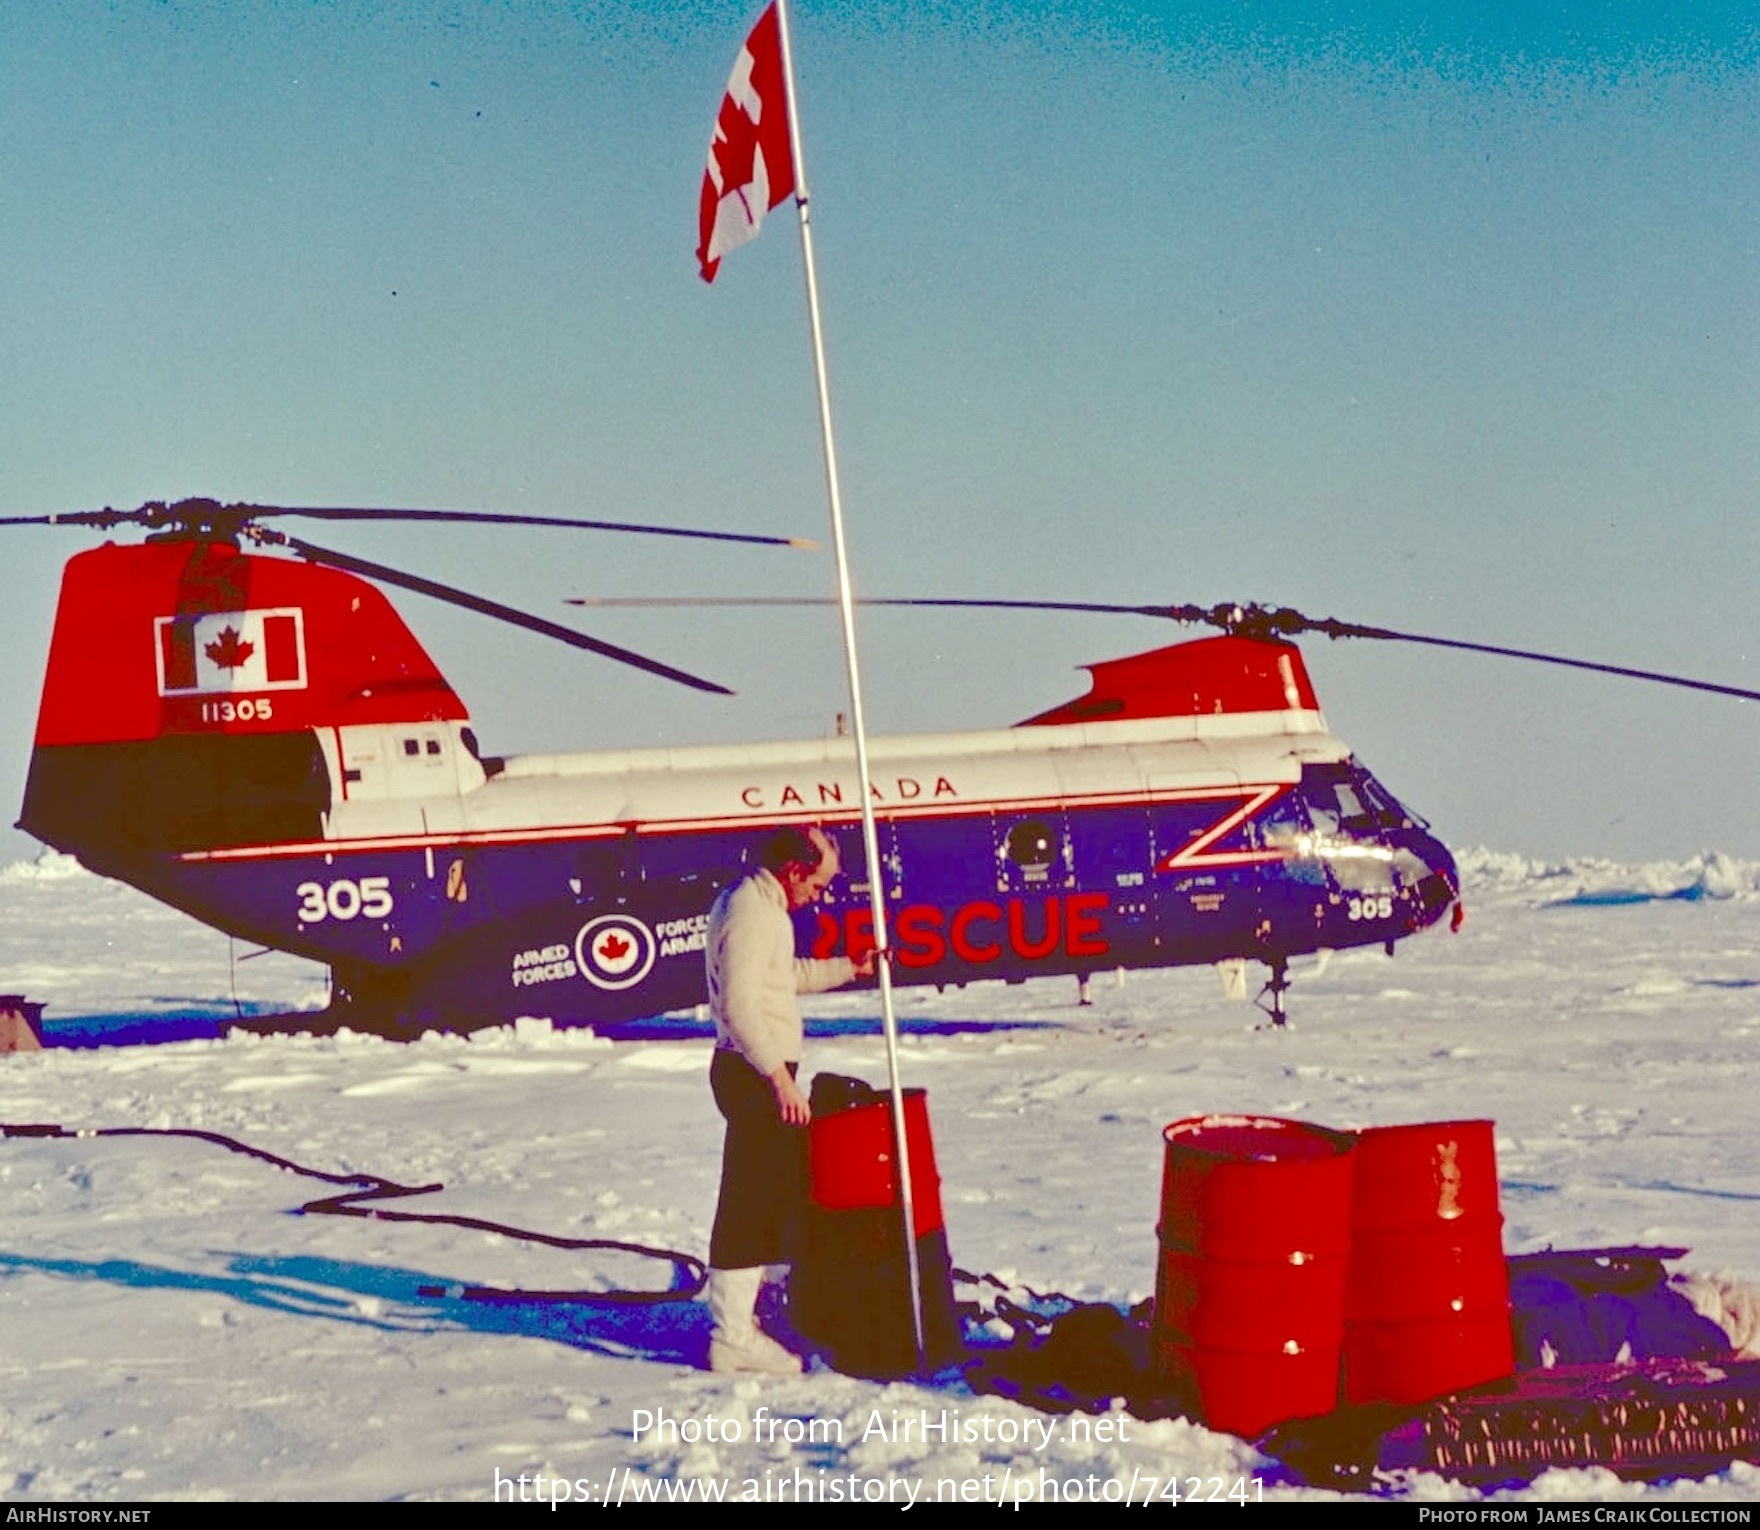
[1303,775,1346,835]
[1335,780,1370,824]
[1356,771,1427,830]
[1301,763,1427,834]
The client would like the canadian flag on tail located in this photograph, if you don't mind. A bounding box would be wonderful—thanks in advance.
[155,608,308,697]
[697,3,796,282]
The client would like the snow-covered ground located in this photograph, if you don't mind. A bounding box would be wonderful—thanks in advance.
[4,848,1760,1504]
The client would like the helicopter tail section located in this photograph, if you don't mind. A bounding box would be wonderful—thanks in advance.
[1019,634,1322,727]
[22,539,471,862]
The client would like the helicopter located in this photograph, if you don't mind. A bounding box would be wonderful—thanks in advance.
[13,498,1756,1036]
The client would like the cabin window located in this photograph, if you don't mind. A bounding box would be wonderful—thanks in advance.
[999,817,1071,889]
[1005,819,1058,869]
[402,738,420,757]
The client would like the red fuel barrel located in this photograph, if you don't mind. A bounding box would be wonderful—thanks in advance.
[1344,1119,1514,1405]
[1156,1115,1357,1437]
[808,1089,943,1239]
[794,1080,959,1377]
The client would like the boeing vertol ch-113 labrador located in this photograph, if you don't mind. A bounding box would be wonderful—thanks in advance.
[15,500,1756,1036]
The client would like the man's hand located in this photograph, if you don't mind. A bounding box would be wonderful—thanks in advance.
[770,1066,811,1126]
[851,949,877,980]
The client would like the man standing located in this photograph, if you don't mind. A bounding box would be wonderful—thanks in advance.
[704,824,872,1373]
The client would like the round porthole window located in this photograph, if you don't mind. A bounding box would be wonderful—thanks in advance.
[1005,819,1058,869]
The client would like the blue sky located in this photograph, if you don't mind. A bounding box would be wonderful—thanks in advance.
[2,1,1756,864]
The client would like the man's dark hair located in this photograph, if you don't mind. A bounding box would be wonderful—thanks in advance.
[760,826,824,875]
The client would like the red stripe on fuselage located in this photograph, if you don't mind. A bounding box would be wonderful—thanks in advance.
[172,782,1297,868]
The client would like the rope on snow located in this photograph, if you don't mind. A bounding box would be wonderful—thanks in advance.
[2,1121,706,1305]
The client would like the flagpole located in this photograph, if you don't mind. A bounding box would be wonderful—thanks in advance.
[773,0,927,1373]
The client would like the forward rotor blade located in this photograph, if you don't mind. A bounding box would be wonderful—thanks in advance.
[256,530,733,695]
[239,504,819,550]
[564,595,1174,616]
[1295,620,1760,705]
[566,594,1760,704]
[1170,603,1760,701]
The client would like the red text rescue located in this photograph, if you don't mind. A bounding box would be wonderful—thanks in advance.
[814,893,1110,969]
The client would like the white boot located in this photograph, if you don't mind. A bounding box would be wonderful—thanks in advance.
[707,1266,801,1375]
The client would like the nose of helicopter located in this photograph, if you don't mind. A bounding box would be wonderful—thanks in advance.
[1309,761,1461,933]
[1405,828,1460,931]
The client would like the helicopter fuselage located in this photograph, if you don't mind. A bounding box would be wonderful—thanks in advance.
[21,539,1459,1032]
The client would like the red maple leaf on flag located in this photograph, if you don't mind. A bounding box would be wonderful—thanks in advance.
[598,933,631,962]
[204,626,255,670]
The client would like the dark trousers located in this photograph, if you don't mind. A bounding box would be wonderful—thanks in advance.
[708,1050,807,1269]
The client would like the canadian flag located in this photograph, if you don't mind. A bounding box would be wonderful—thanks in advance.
[697,3,796,283]
[155,608,308,696]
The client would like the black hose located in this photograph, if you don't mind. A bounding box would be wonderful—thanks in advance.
[3,1121,706,1305]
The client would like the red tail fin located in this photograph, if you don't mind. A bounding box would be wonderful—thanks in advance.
[35,539,466,747]
[24,540,470,860]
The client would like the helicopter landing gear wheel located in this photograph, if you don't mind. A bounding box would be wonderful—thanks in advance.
[1254,956,1291,1029]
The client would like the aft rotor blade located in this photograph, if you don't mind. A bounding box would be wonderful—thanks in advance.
[258,531,733,695]
[1,500,817,549]
[239,504,819,550]
[0,508,153,527]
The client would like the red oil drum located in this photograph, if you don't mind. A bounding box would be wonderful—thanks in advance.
[1156,1115,1357,1437]
[808,1089,943,1238]
[794,1081,958,1377]
[1344,1119,1514,1405]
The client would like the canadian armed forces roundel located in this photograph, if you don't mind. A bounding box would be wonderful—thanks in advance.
[574,914,658,991]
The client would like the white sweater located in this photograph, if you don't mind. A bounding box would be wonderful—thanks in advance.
[705,869,857,1077]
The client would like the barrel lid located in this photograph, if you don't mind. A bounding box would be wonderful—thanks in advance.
[1164,1114,1354,1163]
[1354,1118,1495,1141]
